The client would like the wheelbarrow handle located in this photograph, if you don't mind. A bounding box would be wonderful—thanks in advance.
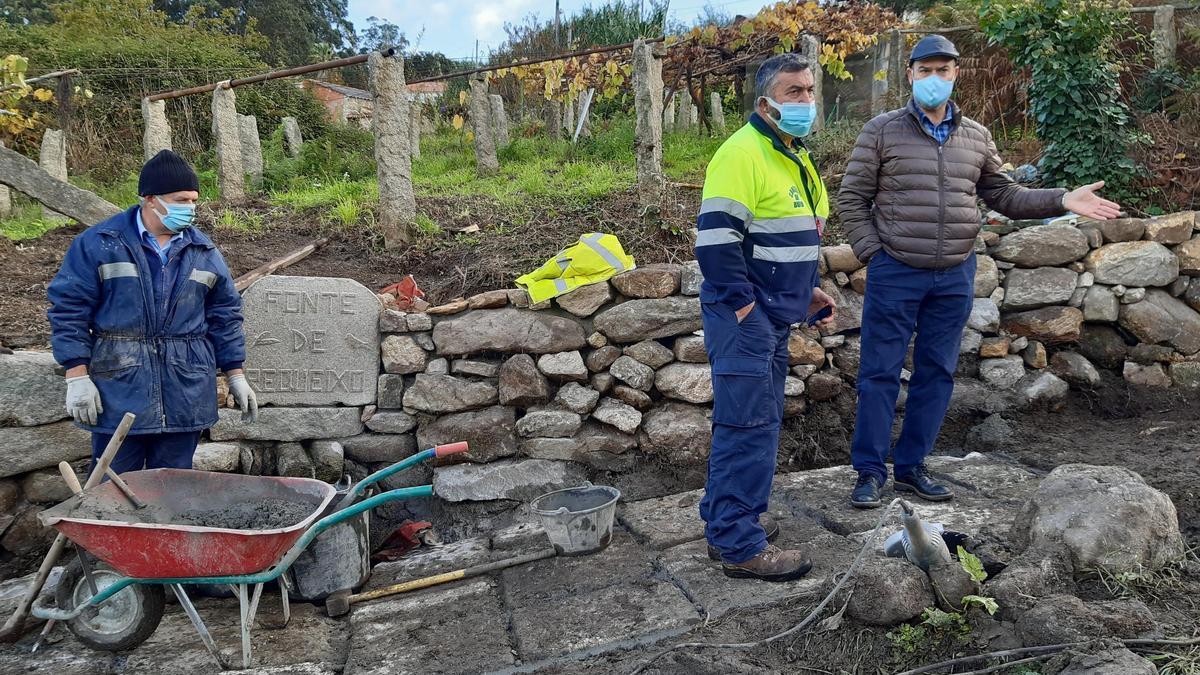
[334,442,469,512]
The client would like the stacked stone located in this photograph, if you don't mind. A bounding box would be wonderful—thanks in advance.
[960,211,1200,397]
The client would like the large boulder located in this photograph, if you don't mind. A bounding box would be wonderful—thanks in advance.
[624,340,674,369]
[210,407,363,441]
[610,264,681,298]
[498,354,550,407]
[1013,464,1184,574]
[823,244,864,273]
[0,351,68,426]
[339,433,416,463]
[1002,267,1078,310]
[638,402,711,466]
[403,374,498,414]
[593,297,701,342]
[418,405,518,463]
[1118,289,1200,355]
[984,549,1076,620]
[979,356,1026,389]
[654,363,713,403]
[991,223,1089,267]
[432,309,586,355]
[432,459,584,502]
[192,442,241,472]
[1057,648,1157,675]
[1001,306,1084,343]
[364,410,417,434]
[1084,241,1179,287]
[845,557,935,626]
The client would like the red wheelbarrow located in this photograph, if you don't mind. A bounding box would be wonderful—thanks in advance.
[33,441,469,669]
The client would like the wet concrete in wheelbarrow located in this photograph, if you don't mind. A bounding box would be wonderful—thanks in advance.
[64,496,317,531]
[0,453,1081,674]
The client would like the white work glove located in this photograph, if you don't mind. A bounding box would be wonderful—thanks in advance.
[65,375,103,426]
[227,374,258,423]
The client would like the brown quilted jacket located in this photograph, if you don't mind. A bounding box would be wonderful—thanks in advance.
[837,102,1067,269]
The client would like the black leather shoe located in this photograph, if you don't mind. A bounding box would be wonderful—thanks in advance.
[850,473,883,509]
[707,513,780,561]
[894,464,953,502]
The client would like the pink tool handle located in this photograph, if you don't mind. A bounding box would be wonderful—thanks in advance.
[434,441,469,457]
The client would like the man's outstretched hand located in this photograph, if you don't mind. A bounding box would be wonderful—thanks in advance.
[1064,181,1122,221]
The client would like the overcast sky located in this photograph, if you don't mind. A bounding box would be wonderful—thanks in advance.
[347,0,770,61]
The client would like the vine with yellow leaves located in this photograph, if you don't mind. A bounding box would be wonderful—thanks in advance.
[1,55,58,142]
[480,1,899,133]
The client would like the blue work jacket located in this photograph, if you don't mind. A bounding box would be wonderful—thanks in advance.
[47,206,246,435]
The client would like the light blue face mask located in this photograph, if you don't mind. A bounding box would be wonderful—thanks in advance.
[149,197,197,233]
[763,97,817,138]
[912,75,954,110]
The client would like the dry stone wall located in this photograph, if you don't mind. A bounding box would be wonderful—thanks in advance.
[1,211,1198,564]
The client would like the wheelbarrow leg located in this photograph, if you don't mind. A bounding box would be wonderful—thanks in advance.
[170,584,227,670]
[232,583,265,669]
[258,576,292,630]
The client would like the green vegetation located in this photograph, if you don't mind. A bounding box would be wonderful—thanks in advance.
[980,0,1143,201]
[0,203,64,240]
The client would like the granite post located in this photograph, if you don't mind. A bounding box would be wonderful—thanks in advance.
[469,75,499,175]
[39,129,68,220]
[709,91,726,133]
[282,117,303,158]
[633,39,665,209]
[489,94,510,148]
[211,83,245,202]
[369,52,416,249]
[141,97,172,162]
[238,114,264,191]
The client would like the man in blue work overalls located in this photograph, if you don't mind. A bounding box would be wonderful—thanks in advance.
[838,35,1121,508]
[696,53,838,582]
[49,150,258,473]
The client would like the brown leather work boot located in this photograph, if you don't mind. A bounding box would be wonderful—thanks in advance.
[707,513,780,561]
[721,544,813,582]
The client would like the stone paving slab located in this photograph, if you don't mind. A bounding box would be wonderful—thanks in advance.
[926,452,1042,500]
[658,531,855,621]
[121,599,348,674]
[345,579,514,675]
[617,489,704,550]
[506,577,699,664]
[501,529,656,605]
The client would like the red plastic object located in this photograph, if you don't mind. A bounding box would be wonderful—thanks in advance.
[371,520,434,563]
[37,469,335,579]
[379,275,425,311]
[434,441,469,457]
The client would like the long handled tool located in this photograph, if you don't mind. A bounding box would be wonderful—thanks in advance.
[30,462,96,653]
[325,547,556,617]
[0,412,135,642]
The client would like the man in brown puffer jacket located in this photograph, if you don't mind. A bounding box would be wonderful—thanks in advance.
[837,35,1121,509]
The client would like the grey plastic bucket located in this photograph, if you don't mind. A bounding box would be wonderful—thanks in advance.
[530,483,621,556]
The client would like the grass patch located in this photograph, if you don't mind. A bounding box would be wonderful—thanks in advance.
[270,178,378,210]
[0,203,66,240]
[215,208,266,233]
[415,213,441,235]
[327,197,361,228]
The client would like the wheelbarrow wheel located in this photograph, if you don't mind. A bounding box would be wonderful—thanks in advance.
[56,557,165,652]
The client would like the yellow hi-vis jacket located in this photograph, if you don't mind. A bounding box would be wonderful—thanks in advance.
[515,233,636,304]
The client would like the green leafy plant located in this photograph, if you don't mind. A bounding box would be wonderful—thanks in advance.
[887,607,973,655]
[958,546,988,583]
[979,0,1144,201]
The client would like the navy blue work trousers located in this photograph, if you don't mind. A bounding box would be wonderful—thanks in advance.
[699,302,790,563]
[91,431,202,475]
[851,250,976,484]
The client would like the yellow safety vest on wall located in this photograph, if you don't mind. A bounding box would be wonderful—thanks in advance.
[515,233,636,304]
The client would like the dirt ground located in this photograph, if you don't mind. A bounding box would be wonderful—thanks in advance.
[0,187,701,350]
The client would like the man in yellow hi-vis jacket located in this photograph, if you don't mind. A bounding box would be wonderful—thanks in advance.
[695,53,837,582]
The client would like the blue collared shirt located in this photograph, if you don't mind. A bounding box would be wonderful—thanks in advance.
[914,101,955,145]
[136,209,183,264]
